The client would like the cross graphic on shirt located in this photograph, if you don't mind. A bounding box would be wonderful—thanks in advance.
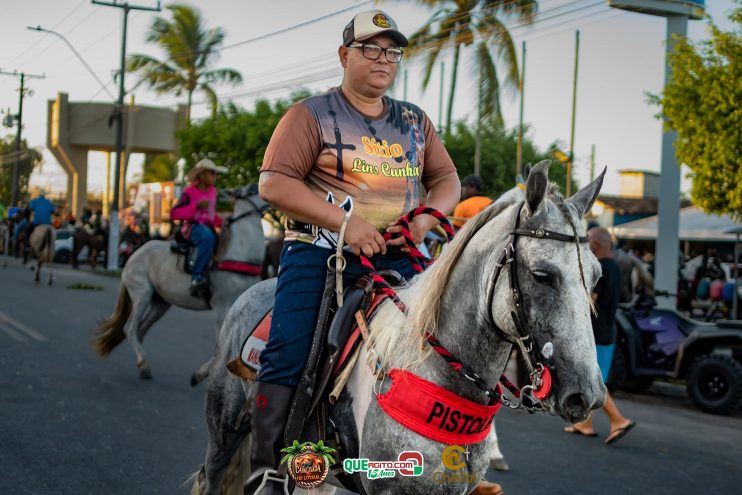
[324,127,356,180]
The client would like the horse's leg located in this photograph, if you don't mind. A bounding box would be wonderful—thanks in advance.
[47,260,53,286]
[124,295,154,379]
[195,353,253,495]
[488,423,509,471]
[136,298,170,341]
[35,258,41,284]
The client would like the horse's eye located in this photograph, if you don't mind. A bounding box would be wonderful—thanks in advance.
[532,270,552,285]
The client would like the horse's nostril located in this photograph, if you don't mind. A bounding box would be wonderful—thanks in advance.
[562,392,589,412]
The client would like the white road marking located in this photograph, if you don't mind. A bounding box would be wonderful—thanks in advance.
[0,310,48,342]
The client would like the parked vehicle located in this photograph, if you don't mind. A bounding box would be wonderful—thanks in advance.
[608,291,742,415]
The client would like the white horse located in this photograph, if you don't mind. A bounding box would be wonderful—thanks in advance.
[192,162,608,495]
[28,224,56,285]
[93,185,267,381]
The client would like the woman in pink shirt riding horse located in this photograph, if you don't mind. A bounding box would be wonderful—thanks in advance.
[170,159,227,296]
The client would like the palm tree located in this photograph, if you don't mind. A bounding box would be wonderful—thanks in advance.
[126,4,242,124]
[404,0,537,134]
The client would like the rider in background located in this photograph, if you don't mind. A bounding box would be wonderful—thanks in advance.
[25,190,56,260]
[452,175,492,230]
[247,9,509,495]
[170,158,227,296]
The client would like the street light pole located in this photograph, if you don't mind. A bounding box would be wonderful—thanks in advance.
[92,1,161,271]
[0,69,45,206]
[26,26,116,100]
[567,30,580,198]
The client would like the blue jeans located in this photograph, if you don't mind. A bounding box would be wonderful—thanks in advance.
[189,224,215,279]
[257,241,417,387]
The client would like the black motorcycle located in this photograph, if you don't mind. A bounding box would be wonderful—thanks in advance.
[607,291,742,415]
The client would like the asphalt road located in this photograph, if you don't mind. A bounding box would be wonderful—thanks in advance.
[1,260,740,494]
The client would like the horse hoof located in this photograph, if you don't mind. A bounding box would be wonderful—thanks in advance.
[489,458,510,472]
[190,373,199,387]
[139,368,153,380]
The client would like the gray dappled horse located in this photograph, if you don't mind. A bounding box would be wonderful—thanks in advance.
[93,185,266,381]
[192,162,607,495]
[29,224,56,285]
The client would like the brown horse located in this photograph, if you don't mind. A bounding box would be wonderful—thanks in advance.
[72,228,107,269]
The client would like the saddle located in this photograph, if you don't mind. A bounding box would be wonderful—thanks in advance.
[169,229,198,274]
[169,227,219,275]
[227,270,403,493]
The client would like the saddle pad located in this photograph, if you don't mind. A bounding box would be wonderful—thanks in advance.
[226,311,272,380]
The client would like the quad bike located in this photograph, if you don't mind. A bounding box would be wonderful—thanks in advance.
[608,290,742,415]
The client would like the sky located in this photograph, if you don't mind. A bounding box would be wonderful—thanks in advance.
[0,0,737,200]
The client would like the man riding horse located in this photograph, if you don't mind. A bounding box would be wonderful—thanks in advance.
[22,190,56,262]
[248,9,502,495]
[170,158,227,296]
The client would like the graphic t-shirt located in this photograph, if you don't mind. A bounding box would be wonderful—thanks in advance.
[260,87,455,248]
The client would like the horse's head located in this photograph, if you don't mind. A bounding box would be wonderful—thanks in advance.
[221,184,268,215]
[216,184,268,264]
[490,161,607,423]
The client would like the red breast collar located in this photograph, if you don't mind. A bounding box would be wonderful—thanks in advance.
[215,260,262,276]
[377,369,502,445]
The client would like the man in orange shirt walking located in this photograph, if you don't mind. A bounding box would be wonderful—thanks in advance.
[452,175,492,229]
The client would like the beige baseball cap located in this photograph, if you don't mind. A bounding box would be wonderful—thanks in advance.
[343,10,408,47]
[187,158,227,182]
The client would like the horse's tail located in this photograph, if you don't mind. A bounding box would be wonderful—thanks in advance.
[92,284,132,357]
[43,227,52,261]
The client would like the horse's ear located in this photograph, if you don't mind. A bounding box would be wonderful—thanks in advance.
[525,160,550,215]
[568,167,606,218]
[524,164,532,180]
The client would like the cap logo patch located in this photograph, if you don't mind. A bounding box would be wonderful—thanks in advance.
[372,13,391,28]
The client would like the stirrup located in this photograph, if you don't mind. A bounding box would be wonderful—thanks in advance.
[254,469,290,495]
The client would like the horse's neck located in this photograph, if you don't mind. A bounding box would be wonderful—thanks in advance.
[216,215,263,264]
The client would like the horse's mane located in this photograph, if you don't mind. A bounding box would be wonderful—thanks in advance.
[368,182,577,372]
[214,221,232,260]
[368,197,516,372]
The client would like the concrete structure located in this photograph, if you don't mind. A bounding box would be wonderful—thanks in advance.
[47,92,187,215]
[618,170,660,199]
[607,0,705,308]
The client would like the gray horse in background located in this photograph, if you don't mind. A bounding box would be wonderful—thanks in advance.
[192,162,608,495]
[93,185,266,381]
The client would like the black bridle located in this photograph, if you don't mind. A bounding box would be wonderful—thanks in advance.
[467,201,590,410]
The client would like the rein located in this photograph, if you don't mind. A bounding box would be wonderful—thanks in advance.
[353,202,588,412]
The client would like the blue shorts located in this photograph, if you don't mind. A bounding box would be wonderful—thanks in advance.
[595,344,615,383]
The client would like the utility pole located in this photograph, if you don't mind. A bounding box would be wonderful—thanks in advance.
[567,30,580,198]
[403,69,408,101]
[590,144,596,182]
[516,41,526,179]
[92,0,161,271]
[0,69,45,206]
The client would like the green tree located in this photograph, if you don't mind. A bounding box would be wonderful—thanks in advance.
[0,135,43,205]
[444,118,568,196]
[404,0,537,134]
[178,91,311,188]
[648,4,742,217]
[142,153,178,183]
[127,3,242,123]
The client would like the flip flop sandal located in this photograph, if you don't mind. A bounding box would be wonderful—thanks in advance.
[605,420,636,445]
[564,426,598,437]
